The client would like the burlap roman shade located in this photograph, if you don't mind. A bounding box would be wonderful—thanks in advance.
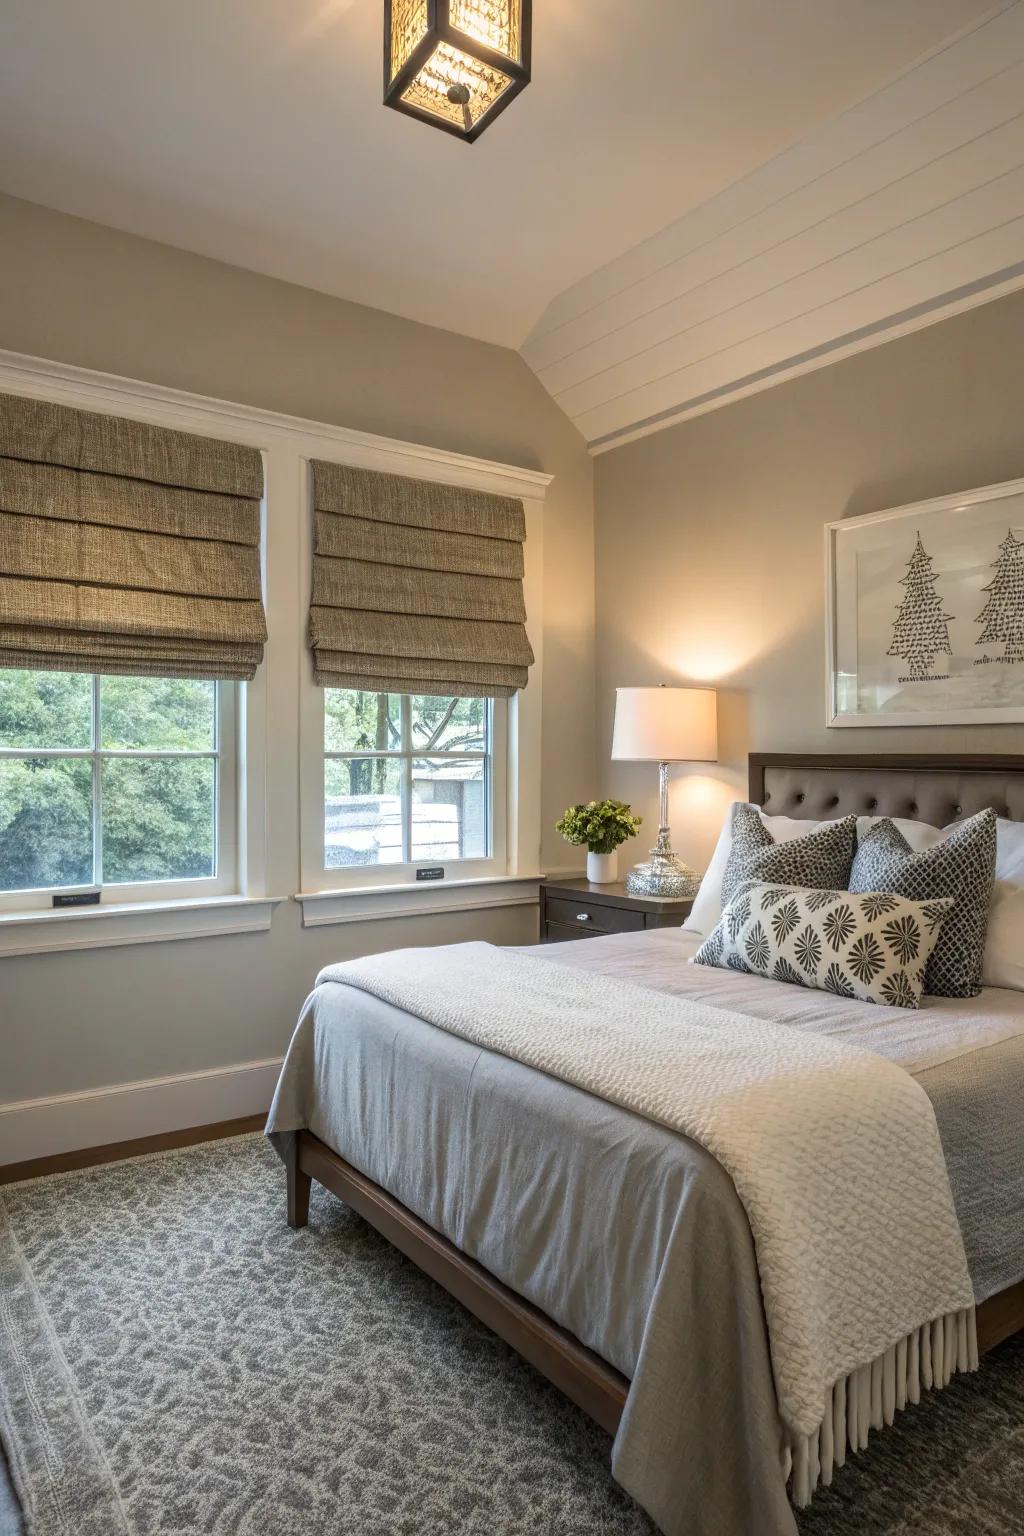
[308,461,533,697]
[0,392,266,680]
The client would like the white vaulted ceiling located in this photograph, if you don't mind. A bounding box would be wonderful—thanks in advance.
[0,0,1001,367]
[523,3,1024,450]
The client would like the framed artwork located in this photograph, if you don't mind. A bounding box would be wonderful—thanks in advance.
[826,476,1024,727]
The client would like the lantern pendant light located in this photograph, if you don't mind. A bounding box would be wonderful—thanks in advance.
[384,1,531,143]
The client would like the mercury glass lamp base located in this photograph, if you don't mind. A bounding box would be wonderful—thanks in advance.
[625,852,701,900]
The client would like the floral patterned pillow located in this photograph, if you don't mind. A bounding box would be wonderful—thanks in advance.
[693,882,953,1009]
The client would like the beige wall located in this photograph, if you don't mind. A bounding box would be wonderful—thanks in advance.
[594,289,1024,878]
[0,193,595,1108]
[10,188,1021,1116]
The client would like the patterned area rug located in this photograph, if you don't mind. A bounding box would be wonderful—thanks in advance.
[0,1135,1022,1536]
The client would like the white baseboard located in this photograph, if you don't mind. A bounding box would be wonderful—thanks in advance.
[0,1056,283,1167]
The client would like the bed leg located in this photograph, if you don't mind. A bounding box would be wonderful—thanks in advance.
[286,1136,312,1229]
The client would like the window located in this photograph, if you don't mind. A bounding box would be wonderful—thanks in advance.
[0,670,236,906]
[322,690,506,878]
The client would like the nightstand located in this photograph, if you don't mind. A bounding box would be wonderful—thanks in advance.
[540,877,694,943]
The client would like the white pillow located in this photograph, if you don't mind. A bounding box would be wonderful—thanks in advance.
[685,806,1024,993]
[684,806,828,937]
[985,819,1024,991]
[984,884,1024,992]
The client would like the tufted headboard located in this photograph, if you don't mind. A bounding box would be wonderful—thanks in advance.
[749,754,1024,828]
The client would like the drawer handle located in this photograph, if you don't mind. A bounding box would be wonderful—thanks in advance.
[575,912,591,922]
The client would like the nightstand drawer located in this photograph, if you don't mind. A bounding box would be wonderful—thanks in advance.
[545,896,645,935]
[544,921,599,943]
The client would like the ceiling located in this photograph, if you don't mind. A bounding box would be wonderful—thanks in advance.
[0,0,999,351]
[525,2,1024,450]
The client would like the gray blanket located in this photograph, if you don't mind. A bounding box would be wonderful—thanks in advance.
[266,928,1024,1536]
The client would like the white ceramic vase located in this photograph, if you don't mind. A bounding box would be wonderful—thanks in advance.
[586,850,618,884]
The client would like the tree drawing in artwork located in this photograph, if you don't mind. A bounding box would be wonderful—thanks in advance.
[975,528,1024,666]
[886,532,954,682]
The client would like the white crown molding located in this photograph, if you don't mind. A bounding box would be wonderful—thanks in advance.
[0,348,554,501]
[0,1057,282,1167]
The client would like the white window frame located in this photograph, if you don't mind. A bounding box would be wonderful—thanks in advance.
[312,690,509,893]
[0,352,281,956]
[0,677,238,913]
[296,453,546,927]
[0,346,549,949]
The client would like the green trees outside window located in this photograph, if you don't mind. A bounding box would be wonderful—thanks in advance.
[324,690,490,869]
[0,670,219,893]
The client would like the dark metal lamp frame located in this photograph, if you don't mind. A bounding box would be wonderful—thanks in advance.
[383,0,532,143]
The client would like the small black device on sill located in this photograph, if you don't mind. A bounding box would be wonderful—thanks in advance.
[52,890,101,908]
[415,867,445,882]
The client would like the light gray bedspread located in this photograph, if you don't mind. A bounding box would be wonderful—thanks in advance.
[266,928,1024,1536]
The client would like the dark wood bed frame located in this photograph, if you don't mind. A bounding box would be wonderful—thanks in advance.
[287,752,1024,1439]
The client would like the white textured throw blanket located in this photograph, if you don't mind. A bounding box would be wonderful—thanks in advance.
[318,942,977,1501]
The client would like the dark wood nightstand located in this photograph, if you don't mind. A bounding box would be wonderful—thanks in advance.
[540,877,694,943]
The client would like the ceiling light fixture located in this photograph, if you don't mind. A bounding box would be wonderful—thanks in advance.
[384,1,531,143]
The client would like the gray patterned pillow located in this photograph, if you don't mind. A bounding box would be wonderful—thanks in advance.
[693,882,953,1009]
[849,810,996,998]
[720,803,857,908]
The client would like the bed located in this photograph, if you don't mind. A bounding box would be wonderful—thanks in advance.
[267,753,1024,1536]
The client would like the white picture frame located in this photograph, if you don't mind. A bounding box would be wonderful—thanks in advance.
[826,476,1024,728]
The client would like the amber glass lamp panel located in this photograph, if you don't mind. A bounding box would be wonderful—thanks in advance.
[389,0,430,84]
[386,0,529,140]
[448,0,523,65]
[400,43,514,129]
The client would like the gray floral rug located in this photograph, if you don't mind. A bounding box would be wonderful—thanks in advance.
[0,1135,1022,1536]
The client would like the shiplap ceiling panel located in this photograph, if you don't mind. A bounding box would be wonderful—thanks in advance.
[522,3,1024,450]
[536,66,1024,394]
[526,6,1024,354]
[573,215,1024,445]
[560,160,1024,419]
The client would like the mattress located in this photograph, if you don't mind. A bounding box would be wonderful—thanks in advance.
[543,926,1024,1304]
[266,926,1024,1536]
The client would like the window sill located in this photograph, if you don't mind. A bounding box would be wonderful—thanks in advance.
[294,875,542,927]
[0,895,284,959]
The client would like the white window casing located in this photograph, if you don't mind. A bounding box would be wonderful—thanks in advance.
[296,454,548,925]
[0,347,550,949]
[0,678,238,914]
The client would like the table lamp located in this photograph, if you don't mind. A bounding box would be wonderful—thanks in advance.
[611,685,718,898]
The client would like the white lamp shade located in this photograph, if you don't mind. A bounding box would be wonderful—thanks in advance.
[611,686,718,762]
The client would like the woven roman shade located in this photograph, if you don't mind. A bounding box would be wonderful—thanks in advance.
[0,392,266,681]
[308,461,533,697]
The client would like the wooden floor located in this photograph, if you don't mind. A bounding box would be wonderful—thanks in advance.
[0,1115,266,1185]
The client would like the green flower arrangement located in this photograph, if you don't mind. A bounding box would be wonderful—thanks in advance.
[555,799,642,856]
